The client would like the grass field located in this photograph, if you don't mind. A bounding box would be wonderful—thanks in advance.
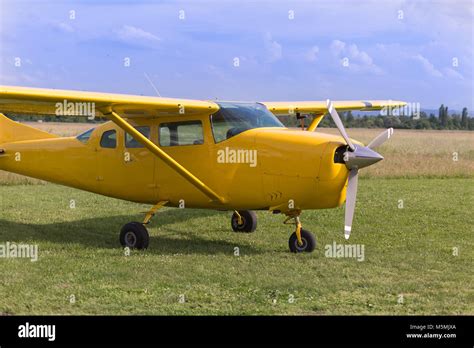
[0,178,472,315]
[0,123,473,315]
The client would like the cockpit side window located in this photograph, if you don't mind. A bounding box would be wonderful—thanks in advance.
[76,128,95,144]
[159,121,204,146]
[210,102,284,143]
[100,130,117,148]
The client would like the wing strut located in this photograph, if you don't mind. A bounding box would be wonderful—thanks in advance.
[102,108,226,204]
[306,113,325,132]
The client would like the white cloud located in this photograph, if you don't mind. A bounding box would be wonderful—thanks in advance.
[348,44,372,65]
[116,25,161,46]
[443,67,464,80]
[330,40,346,56]
[263,32,282,63]
[330,40,382,74]
[0,72,38,84]
[412,54,443,77]
[305,46,319,62]
[52,22,75,33]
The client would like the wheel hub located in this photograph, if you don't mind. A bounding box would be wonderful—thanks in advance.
[295,238,308,251]
[124,231,137,247]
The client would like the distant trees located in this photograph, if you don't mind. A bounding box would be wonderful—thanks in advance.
[8,113,99,124]
[439,104,449,128]
[462,107,469,129]
[346,111,354,125]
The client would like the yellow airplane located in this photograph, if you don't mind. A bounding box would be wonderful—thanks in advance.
[0,86,405,252]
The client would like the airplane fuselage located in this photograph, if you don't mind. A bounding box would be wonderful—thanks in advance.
[0,114,350,213]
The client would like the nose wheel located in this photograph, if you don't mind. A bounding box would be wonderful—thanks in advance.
[289,228,316,253]
[285,215,316,253]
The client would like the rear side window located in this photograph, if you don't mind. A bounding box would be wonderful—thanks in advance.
[125,126,150,148]
[159,126,171,146]
[159,121,204,146]
[100,130,117,148]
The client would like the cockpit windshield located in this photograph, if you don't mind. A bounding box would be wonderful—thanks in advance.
[210,102,284,143]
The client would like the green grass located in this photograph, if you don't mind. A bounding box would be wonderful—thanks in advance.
[0,178,472,315]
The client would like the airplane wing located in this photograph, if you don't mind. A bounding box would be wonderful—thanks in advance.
[261,100,407,115]
[0,85,219,118]
[0,86,406,118]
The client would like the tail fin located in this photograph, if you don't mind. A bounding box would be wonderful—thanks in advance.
[0,113,58,145]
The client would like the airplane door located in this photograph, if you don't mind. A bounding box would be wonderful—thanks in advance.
[96,124,156,203]
[154,120,211,206]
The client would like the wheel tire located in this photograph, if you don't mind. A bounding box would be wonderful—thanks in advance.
[289,229,316,253]
[231,210,257,233]
[119,222,149,250]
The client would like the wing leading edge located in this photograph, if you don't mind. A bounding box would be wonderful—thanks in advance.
[0,85,219,118]
[261,100,407,115]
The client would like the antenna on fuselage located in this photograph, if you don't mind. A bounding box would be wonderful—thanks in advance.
[144,72,162,97]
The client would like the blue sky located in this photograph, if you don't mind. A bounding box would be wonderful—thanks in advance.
[0,0,472,110]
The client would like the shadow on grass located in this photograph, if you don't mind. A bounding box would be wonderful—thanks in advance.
[0,208,262,255]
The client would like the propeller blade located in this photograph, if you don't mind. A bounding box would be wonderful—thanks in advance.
[367,128,394,149]
[344,168,359,240]
[326,99,355,151]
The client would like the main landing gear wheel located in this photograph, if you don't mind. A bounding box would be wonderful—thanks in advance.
[119,222,149,250]
[231,210,257,233]
[289,229,316,253]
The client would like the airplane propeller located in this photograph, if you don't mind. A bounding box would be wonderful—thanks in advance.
[326,99,394,239]
[367,127,394,149]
